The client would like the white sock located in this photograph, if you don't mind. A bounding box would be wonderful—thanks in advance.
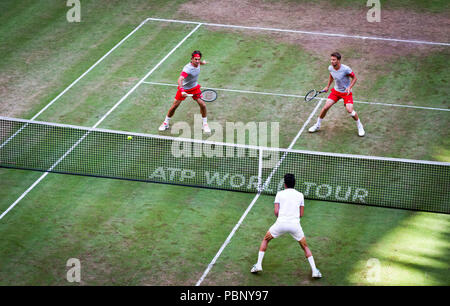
[202,117,208,125]
[257,251,265,267]
[356,119,362,127]
[317,118,322,126]
[164,116,171,124]
[307,256,317,271]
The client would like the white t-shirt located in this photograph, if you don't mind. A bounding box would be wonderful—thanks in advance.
[274,188,304,223]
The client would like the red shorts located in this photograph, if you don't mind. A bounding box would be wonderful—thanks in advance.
[175,84,202,101]
[328,88,353,104]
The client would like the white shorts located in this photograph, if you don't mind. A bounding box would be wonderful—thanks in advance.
[269,221,304,241]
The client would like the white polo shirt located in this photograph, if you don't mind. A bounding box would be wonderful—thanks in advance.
[274,188,304,223]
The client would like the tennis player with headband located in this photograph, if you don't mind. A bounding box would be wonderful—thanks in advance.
[308,52,365,137]
[159,50,211,133]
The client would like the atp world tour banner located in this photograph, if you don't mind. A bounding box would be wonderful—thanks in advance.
[1,116,449,213]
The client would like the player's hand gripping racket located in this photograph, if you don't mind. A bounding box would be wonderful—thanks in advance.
[186,89,218,102]
[304,89,326,102]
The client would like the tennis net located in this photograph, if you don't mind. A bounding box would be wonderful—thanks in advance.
[1,116,449,213]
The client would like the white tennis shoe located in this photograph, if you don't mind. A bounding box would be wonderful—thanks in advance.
[308,124,320,133]
[158,122,169,131]
[358,124,365,137]
[203,123,211,134]
[312,269,322,279]
[251,264,263,273]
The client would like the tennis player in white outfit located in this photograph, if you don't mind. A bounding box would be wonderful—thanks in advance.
[251,173,322,279]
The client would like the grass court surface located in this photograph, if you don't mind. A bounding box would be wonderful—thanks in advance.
[0,0,449,286]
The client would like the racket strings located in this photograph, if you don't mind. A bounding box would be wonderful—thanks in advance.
[305,90,317,101]
[202,90,217,102]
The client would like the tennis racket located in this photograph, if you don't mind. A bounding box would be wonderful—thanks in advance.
[304,89,326,102]
[186,89,218,102]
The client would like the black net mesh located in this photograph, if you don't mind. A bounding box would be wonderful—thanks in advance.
[1,117,448,213]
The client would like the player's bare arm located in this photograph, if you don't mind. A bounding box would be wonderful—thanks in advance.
[346,73,357,95]
[177,75,185,96]
[300,206,304,218]
[274,203,280,217]
[323,74,333,92]
[177,75,185,89]
[177,75,187,97]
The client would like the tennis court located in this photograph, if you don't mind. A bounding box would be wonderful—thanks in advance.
[1,2,449,287]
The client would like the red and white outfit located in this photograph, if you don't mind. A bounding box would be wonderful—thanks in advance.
[175,62,203,101]
[328,64,355,104]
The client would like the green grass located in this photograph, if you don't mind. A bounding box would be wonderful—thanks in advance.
[0,174,259,285]
[0,0,186,119]
[202,196,450,286]
[0,174,448,285]
[273,0,450,13]
[0,0,448,286]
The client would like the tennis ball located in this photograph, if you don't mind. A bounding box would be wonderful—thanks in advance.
[127,136,133,140]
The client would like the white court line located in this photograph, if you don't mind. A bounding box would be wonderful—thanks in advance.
[261,99,324,192]
[1,19,149,150]
[195,99,323,286]
[0,23,203,221]
[143,81,450,112]
[146,17,450,47]
[32,19,150,121]
[195,193,262,286]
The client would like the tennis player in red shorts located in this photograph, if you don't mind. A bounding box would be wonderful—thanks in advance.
[308,52,365,137]
[159,50,210,133]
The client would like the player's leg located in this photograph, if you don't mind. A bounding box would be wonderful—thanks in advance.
[159,86,187,131]
[308,98,337,133]
[190,84,210,134]
[298,237,322,278]
[168,99,183,117]
[251,231,275,273]
[194,98,210,133]
[298,237,312,257]
[319,98,338,119]
[251,231,273,273]
[159,99,183,131]
[260,231,274,252]
[344,100,365,137]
